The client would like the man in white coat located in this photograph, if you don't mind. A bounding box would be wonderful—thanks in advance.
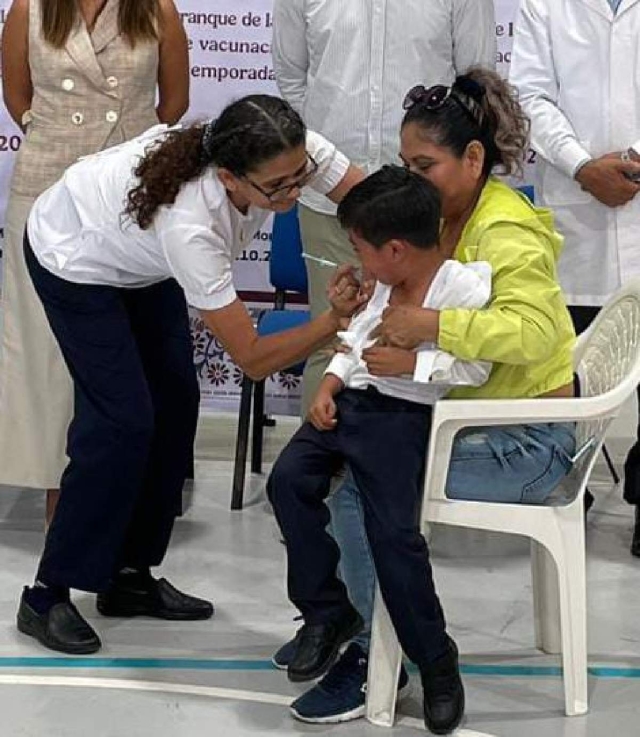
[510,0,640,555]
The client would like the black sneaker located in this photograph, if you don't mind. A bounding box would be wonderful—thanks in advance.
[272,617,303,670]
[290,642,410,724]
[287,608,364,683]
[420,639,465,735]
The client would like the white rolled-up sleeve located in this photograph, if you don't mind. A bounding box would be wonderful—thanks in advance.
[305,130,350,195]
[414,349,491,386]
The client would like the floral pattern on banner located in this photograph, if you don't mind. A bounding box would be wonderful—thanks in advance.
[190,309,302,415]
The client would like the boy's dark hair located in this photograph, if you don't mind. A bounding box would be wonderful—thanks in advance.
[337,165,441,249]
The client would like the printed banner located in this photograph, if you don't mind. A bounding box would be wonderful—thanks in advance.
[0,0,526,416]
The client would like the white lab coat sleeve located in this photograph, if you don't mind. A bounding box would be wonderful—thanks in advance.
[452,0,497,72]
[509,0,592,178]
[272,0,308,115]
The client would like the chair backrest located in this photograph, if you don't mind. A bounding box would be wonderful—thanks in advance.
[572,279,640,466]
[269,205,308,295]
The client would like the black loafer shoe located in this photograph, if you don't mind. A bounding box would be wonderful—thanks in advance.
[97,576,214,621]
[421,639,465,735]
[17,589,101,655]
[288,608,364,683]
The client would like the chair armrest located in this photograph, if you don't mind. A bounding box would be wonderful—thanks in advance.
[432,394,624,432]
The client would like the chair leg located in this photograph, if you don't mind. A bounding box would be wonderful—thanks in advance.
[601,443,620,485]
[531,540,561,654]
[251,379,266,474]
[366,586,403,727]
[231,376,253,510]
[556,519,588,716]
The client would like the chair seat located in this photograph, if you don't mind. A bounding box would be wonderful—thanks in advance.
[257,309,311,376]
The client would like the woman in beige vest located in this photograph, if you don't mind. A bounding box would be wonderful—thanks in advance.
[0,0,189,522]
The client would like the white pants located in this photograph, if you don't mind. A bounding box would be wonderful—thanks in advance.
[0,191,72,488]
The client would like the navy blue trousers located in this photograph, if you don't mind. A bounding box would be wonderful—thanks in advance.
[267,387,449,670]
[25,237,199,592]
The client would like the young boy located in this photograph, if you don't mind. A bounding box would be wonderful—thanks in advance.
[267,166,491,734]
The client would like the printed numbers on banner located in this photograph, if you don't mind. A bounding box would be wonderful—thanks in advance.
[236,249,270,263]
[0,135,21,152]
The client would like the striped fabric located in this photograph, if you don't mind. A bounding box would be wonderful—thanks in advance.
[272,0,496,215]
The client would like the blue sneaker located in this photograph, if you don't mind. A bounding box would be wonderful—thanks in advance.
[290,642,410,724]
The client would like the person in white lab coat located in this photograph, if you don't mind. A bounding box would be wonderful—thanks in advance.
[509,0,640,554]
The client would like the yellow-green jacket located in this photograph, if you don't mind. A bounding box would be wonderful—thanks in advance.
[439,177,576,399]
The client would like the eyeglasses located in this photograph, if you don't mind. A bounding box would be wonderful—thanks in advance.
[244,154,319,203]
[402,84,484,127]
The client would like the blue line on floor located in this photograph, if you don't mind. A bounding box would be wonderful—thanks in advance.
[0,658,639,679]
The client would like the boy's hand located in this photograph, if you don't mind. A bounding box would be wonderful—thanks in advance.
[308,390,338,431]
[362,346,416,377]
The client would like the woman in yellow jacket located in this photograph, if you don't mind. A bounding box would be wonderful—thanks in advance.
[279,67,577,728]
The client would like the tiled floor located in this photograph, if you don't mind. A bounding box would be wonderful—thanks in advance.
[0,412,639,736]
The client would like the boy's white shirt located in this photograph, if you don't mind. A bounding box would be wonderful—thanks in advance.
[325,260,492,406]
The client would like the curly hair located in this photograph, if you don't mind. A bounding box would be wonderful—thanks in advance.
[124,95,306,230]
[402,66,531,178]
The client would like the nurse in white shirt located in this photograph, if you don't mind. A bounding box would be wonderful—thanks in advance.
[18,94,364,656]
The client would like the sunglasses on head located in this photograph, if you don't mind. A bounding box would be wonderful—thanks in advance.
[402,84,484,127]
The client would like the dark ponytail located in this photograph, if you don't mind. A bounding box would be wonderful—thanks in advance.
[402,66,530,178]
[125,95,306,229]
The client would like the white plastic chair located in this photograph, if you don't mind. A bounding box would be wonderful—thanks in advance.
[366,279,640,725]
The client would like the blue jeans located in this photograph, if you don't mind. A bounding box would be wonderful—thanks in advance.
[327,476,376,651]
[329,422,576,653]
